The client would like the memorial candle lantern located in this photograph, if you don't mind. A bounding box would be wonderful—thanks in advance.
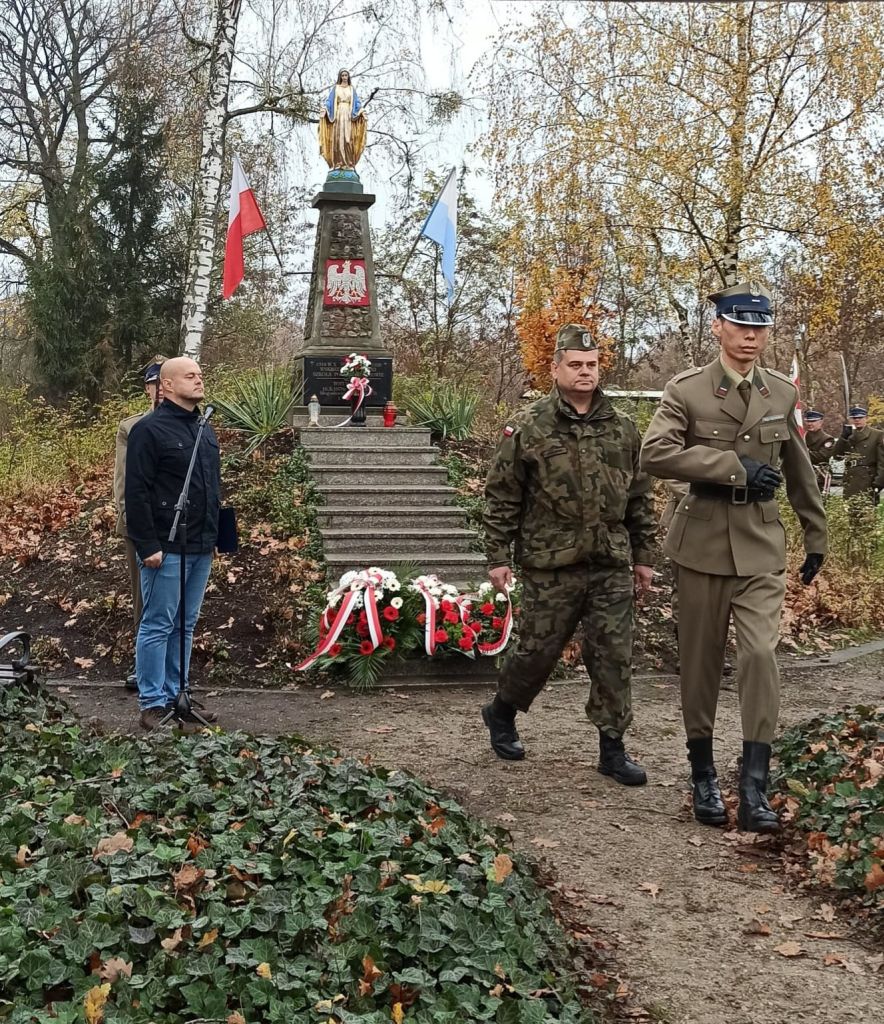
[382,400,397,428]
[307,394,321,427]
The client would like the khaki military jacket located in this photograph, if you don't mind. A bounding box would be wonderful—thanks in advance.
[640,360,827,576]
[831,425,884,498]
[484,388,657,572]
[113,412,147,537]
[805,428,835,487]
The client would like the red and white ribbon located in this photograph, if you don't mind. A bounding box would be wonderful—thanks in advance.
[413,577,440,655]
[297,570,384,670]
[331,376,373,428]
[477,588,513,657]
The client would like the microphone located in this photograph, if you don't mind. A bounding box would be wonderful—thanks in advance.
[202,404,215,422]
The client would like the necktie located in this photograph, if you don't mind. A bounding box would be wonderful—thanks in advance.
[737,379,751,408]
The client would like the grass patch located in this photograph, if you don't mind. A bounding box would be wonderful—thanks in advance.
[0,683,592,1022]
[773,705,884,917]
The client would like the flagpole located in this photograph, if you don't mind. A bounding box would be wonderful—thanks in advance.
[262,223,285,274]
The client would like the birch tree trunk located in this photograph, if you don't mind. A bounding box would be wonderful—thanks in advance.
[180,0,242,359]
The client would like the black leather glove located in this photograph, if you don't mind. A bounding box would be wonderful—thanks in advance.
[799,553,824,585]
[738,456,782,490]
[841,424,853,440]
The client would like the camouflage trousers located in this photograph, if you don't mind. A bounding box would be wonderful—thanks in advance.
[497,562,635,737]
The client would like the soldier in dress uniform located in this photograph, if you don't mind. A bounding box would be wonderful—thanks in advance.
[113,359,164,690]
[640,281,827,833]
[481,324,658,785]
[831,405,884,503]
[803,410,835,491]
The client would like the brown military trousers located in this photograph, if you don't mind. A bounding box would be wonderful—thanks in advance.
[125,538,144,626]
[497,562,634,737]
[675,564,786,744]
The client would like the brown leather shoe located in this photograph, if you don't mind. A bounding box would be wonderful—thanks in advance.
[139,707,168,731]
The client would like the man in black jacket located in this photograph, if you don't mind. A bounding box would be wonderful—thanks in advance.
[125,357,221,730]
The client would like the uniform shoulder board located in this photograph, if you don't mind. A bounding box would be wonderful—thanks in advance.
[764,367,796,389]
[671,366,703,383]
[502,424,516,438]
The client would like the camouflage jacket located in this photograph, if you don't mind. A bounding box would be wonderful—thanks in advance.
[832,425,884,497]
[484,388,657,571]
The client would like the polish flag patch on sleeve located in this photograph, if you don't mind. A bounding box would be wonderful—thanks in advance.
[502,425,515,437]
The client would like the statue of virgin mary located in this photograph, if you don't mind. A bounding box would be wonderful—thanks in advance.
[318,70,367,169]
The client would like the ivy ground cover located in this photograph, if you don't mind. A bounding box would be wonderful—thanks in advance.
[0,684,592,1024]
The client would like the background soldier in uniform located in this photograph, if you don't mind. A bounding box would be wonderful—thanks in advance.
[113,359,164,691]
[831,405,884,503]
[481,324,657,786]
[803,410,835,491]
[641,282,827,832]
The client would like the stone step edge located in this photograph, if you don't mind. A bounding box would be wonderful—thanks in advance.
[321,532,481,540]
[304,445,438,453]
[318,506,467,515]
[325,553,486,564]
[310,465,448,473]
[318,486,457,494]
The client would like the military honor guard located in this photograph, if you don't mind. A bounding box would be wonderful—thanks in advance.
[803,410,835,491]
[832,405,884,503]
[481,324,658,785]
[641,282,828,833]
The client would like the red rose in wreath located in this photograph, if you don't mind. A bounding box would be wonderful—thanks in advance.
[328,643,342,657]
[434,629,449,644]
[458,634,475,650]
[383,606,399,622]
[417,613,427,625]
[359,640,375,656]
[443,611,459,624]
[481,602,495,615]
[382,636,396,650]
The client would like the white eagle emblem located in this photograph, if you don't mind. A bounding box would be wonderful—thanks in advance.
[326,260,367,304]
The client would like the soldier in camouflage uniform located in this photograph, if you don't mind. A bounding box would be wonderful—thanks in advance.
[480,324,658,786]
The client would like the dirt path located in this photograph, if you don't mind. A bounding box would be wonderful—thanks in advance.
[59,655,883,1024]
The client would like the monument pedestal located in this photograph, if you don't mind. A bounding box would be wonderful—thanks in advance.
[297,177,392,410]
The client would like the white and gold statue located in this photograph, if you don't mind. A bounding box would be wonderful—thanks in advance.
[318,69,367,169]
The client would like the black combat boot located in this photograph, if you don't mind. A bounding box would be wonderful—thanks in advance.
[737,741,780,833]
[598,732,647,786]
[481,696,525,761]
[687,737,727,826]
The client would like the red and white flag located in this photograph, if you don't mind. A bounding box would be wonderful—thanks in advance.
[791,353,805,437]
[222,154,267,299]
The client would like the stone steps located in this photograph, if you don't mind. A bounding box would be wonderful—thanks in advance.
[325,551,487,588]
[307,445,439,467]
[317,506,468,530]
[321,528,478,555]
[301,425,431,447]
[319,485,457,507]
[311,465,449,487]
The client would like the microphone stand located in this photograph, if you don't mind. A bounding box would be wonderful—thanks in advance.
[158,406,214,728]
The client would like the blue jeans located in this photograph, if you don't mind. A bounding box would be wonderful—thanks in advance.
[136,553,213,710]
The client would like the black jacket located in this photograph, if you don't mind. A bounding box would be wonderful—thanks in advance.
[125,399,221,559]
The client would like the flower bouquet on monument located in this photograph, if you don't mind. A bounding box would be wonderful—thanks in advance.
[340,351,372,425]
[408,574,518,660]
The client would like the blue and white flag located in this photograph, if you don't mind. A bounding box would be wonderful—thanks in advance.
[420,167,457,301]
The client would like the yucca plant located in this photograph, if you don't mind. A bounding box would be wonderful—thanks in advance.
[213,367,301,455]
[400,379,479,440]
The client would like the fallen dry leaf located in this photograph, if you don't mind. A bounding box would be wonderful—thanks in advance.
[74,657,95,669]
[365,725,394,734]
[83,984,111,1024]
[492,853,513,884]
[687,836,704,847]
[639,882,660,900]
[530,837,560,849]
[256,962,273,980]
[816,902,836,923]
[64,814,87,826]
[228,1014,246,1024]
[392,1003,404,1024]
[744,919,771,936]
[14,845,29,868]
[197,928,219,949]
[775,941,804,957]
[173,864,204,891]
[160,928,186,953]
[804,931,845,940]
[358,954,382,996]
[93,833,134,860]
[99,957,132,983]
[319,690,335,700]
[863,861,884,893]
[496,812,516,823]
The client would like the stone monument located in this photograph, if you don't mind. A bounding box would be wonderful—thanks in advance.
[298,69,392,411]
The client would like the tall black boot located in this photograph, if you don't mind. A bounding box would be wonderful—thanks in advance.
[737,741,780,833]
[686,737,727,826]
[481,696,525,761]
[598,732,647,786]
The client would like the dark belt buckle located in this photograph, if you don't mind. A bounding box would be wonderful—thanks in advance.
[731,486,749,505]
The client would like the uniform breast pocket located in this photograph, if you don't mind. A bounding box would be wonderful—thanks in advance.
[667,497,714,551]
[693,419,739,450]
[759,422,789,462]
[599,439,631,471]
